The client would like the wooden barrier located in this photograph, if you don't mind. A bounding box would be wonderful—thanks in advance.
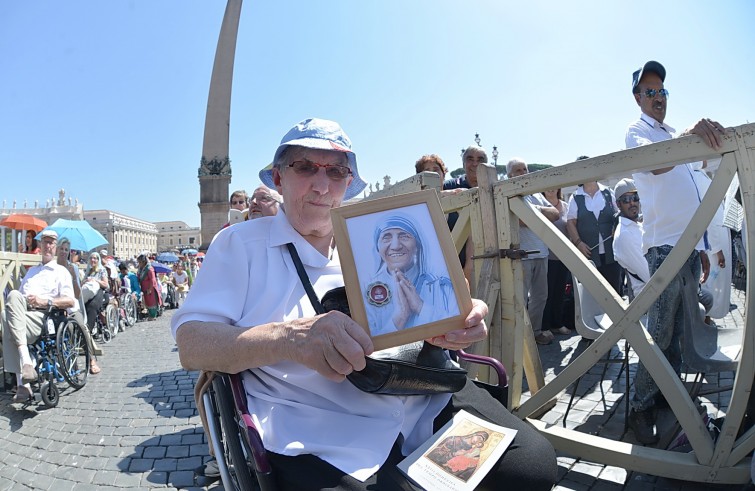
[359,123,755,483]
[0,252,41,311]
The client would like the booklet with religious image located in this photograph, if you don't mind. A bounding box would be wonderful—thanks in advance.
[397,409,517,491]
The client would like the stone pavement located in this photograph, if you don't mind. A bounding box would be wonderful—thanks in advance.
[0,290,752,490]
[0,309,208,491]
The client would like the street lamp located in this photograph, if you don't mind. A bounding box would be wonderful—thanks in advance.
[462,133,483,156]
[492,146,499,166]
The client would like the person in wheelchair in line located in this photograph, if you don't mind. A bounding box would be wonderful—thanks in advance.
[2,230,75,402]
[119,262,141,315]
[56,237,102,375]
[172,118,557,490]
[81,251,110,337]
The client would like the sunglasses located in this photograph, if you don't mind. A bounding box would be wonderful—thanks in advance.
[287,160,352,180]
[618,194,640,204]
[643,88,669,99]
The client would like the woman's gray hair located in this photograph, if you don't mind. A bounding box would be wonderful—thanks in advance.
[506,158,527,175]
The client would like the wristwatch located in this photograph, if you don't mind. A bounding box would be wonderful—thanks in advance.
[47,299,53,309]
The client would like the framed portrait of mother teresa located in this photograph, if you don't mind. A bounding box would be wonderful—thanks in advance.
[331,189,473,351]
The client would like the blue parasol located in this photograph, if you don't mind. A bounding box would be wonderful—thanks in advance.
[37,218,108,252]
[156,252,179,263]
[151,262,173,274]
[181,248,198,256]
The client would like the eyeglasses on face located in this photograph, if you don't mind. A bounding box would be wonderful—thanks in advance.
[287,160,352,180]
[252,195,276,204]
[231,200,247,205]
[643,88,669,99]
[618,194,640,204]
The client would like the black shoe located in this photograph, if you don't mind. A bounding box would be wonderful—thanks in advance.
[654,392,669,409]
[629,408,659,444]
[194,458,220,481]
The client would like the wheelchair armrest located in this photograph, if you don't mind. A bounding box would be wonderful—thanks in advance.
[455,349,508,388]
[228,373,273,474]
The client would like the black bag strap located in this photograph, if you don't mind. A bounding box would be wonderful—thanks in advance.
[286,242,325,315]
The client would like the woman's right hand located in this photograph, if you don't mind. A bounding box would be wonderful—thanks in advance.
[577,241,591,258]
[284,311,374,382]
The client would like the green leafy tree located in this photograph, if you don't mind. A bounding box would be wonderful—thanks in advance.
[450,167,465,178]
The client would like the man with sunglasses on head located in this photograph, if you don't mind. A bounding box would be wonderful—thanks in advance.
[173,118,556,490]
[624,60,727,444]
[612,178,648,300]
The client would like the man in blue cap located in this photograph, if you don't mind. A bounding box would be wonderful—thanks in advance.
[625,61,727,444]
[173,118,556,489]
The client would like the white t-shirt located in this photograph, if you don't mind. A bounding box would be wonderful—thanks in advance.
[626,112,706,253]
[613,217,650,298]
[171,271,189,286]
[171,211,449,481]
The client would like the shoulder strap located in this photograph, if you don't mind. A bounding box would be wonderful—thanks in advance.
[286,242,325,315]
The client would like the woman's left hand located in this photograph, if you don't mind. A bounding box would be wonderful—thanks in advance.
[427,298,488,350]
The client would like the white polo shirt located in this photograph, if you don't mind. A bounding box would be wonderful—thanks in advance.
[171,211,449,481]
[625,112,706,253]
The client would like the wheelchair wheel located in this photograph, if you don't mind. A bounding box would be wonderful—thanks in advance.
[106,304,119,338]
[124,295,137,327]
[40,381,60,408]
[100,318,113,344]
[213,377,257,491]
[56,320,91,389]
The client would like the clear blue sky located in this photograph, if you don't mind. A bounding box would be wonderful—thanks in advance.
[2,1,753,227]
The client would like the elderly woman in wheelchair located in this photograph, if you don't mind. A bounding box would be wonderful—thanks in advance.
[172,119,557,490]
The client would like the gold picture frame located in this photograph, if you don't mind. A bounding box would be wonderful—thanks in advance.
[331,189,473,351]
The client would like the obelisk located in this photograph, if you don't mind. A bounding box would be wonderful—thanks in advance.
[197,0,242,251]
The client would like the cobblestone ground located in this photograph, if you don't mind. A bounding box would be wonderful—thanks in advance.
[1,286,753,490]
[0,309,208,491]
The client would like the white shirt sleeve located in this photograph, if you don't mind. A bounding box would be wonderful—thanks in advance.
[566,195,578,220]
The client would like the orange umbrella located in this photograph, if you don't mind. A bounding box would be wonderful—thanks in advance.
[0,213,48,232]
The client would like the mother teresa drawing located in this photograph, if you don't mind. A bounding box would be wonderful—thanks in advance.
[365,214,459,336]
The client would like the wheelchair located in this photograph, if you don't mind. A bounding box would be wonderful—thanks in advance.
[23,307,91,408]
[91,293,119,344]
[164,282,178,310]
[199,350,508,490]
[117,288,138,330]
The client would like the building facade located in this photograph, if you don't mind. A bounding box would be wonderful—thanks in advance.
[83,210,158,260]
[154,221,201,253]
